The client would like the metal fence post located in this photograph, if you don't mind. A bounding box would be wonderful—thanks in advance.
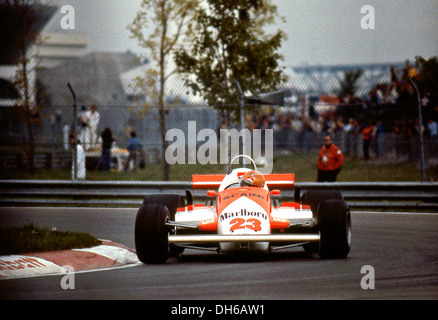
[408,78,426,181]
[67,83,78,181]
[236,81,246,157]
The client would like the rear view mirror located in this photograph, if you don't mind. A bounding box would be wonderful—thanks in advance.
[207,190,218,197]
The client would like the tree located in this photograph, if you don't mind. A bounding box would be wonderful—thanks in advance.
[129,0,198,180]
[414,56,438,105]
[337,69,363,99]
[174,0,287,122]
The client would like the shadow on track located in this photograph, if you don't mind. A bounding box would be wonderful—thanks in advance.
[174,248,316,264]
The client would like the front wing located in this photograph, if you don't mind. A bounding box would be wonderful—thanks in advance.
[169,233,320,244]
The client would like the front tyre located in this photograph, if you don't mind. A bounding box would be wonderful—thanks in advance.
[135,204,170,264]
[318,200,352,259]
[142,194,185,257]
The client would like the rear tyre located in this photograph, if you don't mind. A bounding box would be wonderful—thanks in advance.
[135,204,170,264]
[317,200,351,259]
[301,190,343,216]
[301,190,343,254]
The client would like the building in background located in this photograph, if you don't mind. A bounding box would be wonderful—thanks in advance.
[0,2,57,150]
[35,32,89,69]
[0,2,56,107]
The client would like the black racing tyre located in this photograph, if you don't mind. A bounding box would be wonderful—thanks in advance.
[301,190,342,255]
[301,190,343,217]
[135,204,170,264]
[317,199,352,259]
[294,187,301,203]
[143,194,185,219]
[142,194,185,257]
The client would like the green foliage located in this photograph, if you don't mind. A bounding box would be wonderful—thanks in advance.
[0,153,431,182]
[338,69,364,98]
[0,224,101,255]
[174,0,287,119]
[128,0,198,77]
[415,56,438,102]
[128,0,199,180]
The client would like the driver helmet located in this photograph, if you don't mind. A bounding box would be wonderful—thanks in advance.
[240,170,265,188]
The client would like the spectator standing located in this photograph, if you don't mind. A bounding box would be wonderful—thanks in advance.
[50,108,62,146]
[343,118,354,157]
[362,123,374,160]
[388,81,399,103]
[99,127,116,171]
[291,116,304,153]
[352,119,362,158]
[88,105,100,150]
[427,119,437,138]
[70,134,86,180]
[124,131,142,172]
[372,121,384,158]
[317,135,344,182]
[427,119,438,156]
[78,105,90,150]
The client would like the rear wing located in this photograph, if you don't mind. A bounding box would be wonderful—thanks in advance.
[192,173,295,190]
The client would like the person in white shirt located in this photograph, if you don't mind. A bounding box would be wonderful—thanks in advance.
[79,105,90,150]
[70,134,86,180]
[88,105,100,150]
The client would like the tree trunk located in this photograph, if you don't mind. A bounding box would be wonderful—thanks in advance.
[20,7,35,176]
[159,1,169,181]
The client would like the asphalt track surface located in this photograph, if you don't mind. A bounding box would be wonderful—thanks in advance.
[0,207,437,300]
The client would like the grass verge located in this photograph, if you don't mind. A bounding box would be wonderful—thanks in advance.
[0,224,101,256]
[1,152,436,181]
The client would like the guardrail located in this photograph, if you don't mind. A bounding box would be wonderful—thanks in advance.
[0,180,437,210]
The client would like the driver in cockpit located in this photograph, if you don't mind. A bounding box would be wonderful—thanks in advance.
[240,170,265,188]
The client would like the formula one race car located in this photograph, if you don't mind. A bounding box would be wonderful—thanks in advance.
[135,155,351,264]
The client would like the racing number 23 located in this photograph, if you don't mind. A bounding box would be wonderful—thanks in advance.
[230,218,262,232]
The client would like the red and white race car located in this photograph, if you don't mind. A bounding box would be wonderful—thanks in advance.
[135,155,351,264]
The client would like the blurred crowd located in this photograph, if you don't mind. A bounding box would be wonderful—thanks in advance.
[241,60,437,161]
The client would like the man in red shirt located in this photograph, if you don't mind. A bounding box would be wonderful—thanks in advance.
[317,135,344,182]
[361,123,374,160]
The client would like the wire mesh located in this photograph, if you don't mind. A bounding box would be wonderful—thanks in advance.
[1,68,437,182]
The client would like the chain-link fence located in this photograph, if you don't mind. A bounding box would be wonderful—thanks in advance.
[1,68,437,182]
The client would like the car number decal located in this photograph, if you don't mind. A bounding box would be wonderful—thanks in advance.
[229,218,262,232]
